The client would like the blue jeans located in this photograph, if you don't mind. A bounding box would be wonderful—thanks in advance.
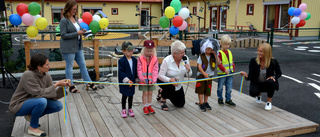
[217,76,233,101]
[15,98,63,128]
[62,50,92,85]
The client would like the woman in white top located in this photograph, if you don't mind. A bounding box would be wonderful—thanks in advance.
[157,40,192,110]
[59,0,97,93]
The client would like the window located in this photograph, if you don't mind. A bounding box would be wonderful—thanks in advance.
[112,8,118,15]
[52,9,62,24]
[193,7,197,15]
[265,4,289,29]
[82,8,102,15]
[247,4,254,15]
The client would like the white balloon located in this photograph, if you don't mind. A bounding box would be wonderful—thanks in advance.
[291,17,300,25]
[178,8,190,20]
[32,14,41,26]
[93,15,101,22]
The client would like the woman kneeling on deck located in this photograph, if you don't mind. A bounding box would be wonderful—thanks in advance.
[240,43,282,110]
[157,40,192,110]
[9,54,71,136]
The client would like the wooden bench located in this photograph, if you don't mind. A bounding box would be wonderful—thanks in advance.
[109,20,124,25]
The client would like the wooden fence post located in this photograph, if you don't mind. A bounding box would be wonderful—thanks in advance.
[93,38,100,81]
[24,40,31,70]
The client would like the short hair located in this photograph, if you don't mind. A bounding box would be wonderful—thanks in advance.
[256,43,273,68]
[63,0,78,18]
[171,40,186,54]
[221,35,231,45]
[27,54,48,70]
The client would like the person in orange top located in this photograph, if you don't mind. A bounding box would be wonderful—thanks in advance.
[137,40,159,115]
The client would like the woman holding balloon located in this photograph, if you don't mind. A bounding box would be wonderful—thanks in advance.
[60,0,97,93]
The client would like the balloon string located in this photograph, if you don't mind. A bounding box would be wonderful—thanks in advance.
[63,87,67,123]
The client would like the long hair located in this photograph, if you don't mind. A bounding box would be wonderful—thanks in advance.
[140,47,157,57]
[27,54,48,70]
[256,43,273,68]
[63,0,78,19]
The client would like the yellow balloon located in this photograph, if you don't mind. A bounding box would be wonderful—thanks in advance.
[35,17,48,30]
[165,6,175,19]
[26,26,38,38]
[99,18,109,29]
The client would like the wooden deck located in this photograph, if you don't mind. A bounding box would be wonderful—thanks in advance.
[11,78,318,137]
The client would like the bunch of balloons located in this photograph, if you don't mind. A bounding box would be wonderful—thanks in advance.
[79,12,109,34]
[159,0,189,35]
[288,3,311,27]
[8,2,48,38]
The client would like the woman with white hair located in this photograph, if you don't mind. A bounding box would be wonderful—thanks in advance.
[157,40,192,110]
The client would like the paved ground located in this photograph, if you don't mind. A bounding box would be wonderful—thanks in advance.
[1,38,320,137]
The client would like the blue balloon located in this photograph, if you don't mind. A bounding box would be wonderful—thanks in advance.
[293,8,302,16]
[170,26,179,35]
[9,14,22,26]
[288,7,295,16]
[80,22,89,30]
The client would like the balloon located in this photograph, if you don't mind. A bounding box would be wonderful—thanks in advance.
[299,3,307,11]
[89,20,100,33]
[9,14,22,26]
[172,16,183,27]
[288,7,295,16]
[80,22,89,30]
[35,17,48,30]
[93,15,101,22]
[293,8,301,16]
[78,19,83,23]
[21,13,33,26]
[296,20,306,27]
[305,12,311,20]
[178,21,187,30]
[17,3,29,16]
[32,14,41,26]
[298,12,307,20]
[165,6,175,19]
[26,26,38,38]
[99,18,109,29]
[82,12,93,25]
[290,17,300,25]
[159,16,169,28]
[178,8,190,20]
[170,0,182,14]
[28,2,41,15]
[169,26,179,35]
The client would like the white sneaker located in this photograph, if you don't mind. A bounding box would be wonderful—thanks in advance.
[265,102,272,110]
[255,96,262,103]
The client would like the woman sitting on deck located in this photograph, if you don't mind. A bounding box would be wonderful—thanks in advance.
[9,54,71,136]
[240,43,282,110]
[157,40,192,110]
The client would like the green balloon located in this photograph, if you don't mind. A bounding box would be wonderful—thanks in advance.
[89,21,100,34]
[305,12,311,20]
[159,16,169,28]
[170,0,181,14]
[28,2,41,15]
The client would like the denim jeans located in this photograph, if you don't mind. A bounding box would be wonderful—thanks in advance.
[62,49,92,85]
[217,76,233,101]
[15,98,63,128]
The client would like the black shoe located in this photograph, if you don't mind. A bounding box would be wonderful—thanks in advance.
[199,104,206,112]
[225,100,236,106]
[218,99,224,106]
[204,102,212,110]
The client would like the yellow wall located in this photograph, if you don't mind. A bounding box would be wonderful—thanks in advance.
[5,1,162,26]
[297,0,320,37]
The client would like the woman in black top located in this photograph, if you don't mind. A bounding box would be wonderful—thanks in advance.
[241,43,282,110]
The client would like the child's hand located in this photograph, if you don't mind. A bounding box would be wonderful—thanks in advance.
[203,73,209,78]
[128,80,133,87]
[224,70,230,75]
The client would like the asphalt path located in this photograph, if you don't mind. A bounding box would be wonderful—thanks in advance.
[1,39,320,136]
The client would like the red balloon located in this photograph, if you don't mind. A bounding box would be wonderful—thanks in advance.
[82,12,93,25]
[172,16,183,27]
[296,20,306,27]
[17,3,29,16]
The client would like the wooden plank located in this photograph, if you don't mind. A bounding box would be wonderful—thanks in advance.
[66,93,87,137]
[250,38,254,47]
[39,115,48,137]
[48,112,62,137]
[58,98,74,137]
[245,38,249,48]
[11,117,26,137]
[72,93,100,137]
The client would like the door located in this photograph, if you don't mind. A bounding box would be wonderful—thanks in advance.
[220,8,227,30]
[211,7,218,30]
[141,9,149,26]
[211,6,227,31]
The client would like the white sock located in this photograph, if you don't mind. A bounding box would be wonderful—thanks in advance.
[148,103,151,106]
[143,104,148,107]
